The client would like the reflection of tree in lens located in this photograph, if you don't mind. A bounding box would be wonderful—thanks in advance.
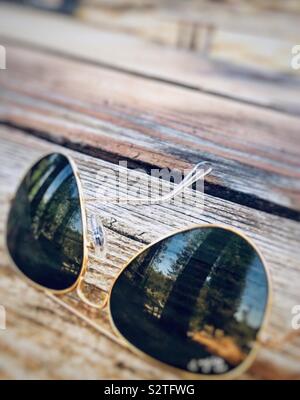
[185,233,257,365]
[160,229,231,335]
[7,153,84,290]
[28,156,83,270]
[193,236,255,349]
[110,227,268,375]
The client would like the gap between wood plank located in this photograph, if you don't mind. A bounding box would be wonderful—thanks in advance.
[1,42,299,217]
[1,121,299,223]
[1,35,299,119]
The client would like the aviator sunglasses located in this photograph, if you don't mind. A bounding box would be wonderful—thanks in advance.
[6,152,275,379]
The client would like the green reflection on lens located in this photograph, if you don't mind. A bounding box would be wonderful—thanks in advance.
[110,227,268,376]
[7,153,84,291]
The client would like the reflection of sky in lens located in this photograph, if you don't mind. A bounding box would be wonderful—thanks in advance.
[235,256,268,329]
[43,165,72,204]
[152,235,185,275]
[152,230,204,276]
[29,163,57,202]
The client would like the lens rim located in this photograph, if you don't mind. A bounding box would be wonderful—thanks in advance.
[108,224,272,379]
[5,152,89,295]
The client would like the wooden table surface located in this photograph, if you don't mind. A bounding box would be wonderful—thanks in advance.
[0,2,300,380]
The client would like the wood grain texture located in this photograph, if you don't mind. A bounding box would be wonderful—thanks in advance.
[0,2,299,381]
[0,127,300,379]
[0,44,300,217]
[1,4,300,116]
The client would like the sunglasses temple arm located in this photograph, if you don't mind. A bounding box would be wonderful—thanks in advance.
[87,161,212,205]
[87,161,212,253]
[152,161,212,205]
[124,161,212,204]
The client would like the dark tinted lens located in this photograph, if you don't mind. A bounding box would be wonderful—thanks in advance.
[7,153,85,291]
[110,226,268,376]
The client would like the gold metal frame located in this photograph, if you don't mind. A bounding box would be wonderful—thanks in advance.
[5,153,272,380]
[107,224,272,380]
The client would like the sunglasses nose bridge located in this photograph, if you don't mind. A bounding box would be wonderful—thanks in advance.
[76,276,109,310]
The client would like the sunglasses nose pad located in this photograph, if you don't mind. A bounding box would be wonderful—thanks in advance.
[89,214,107,259]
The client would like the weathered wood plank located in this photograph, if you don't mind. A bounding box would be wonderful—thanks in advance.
[0,44,300,217]
[1,4,300,115]
[78,0,300,41]
[80,0,300,20]
[0,127,300,379]
[78,1,300,73]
